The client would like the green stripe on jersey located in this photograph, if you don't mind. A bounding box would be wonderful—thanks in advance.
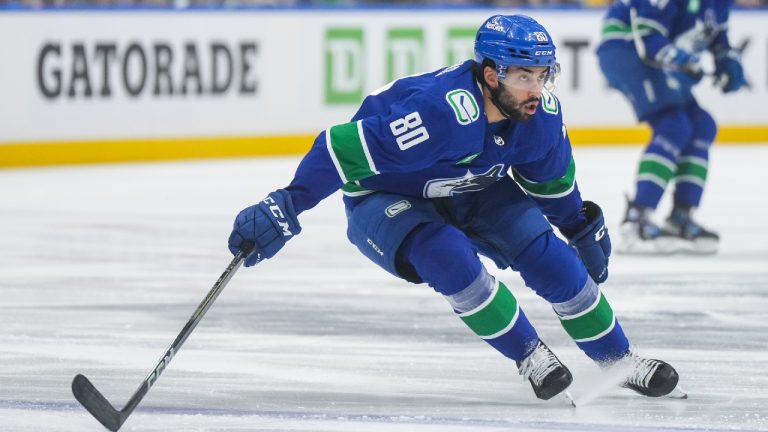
[559,291,615,342]
[459,281,519,339]
[512,156,575,198]
[341,182,374,196]
[327,122,378,182]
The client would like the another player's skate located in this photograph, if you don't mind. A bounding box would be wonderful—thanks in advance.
[617,198,679,254]
[517,340,574,404]
[664,205,719,254]
[609,349,686,398]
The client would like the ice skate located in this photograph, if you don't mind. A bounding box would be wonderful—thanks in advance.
[617,198,680,254]
[611,350,685,398]
[664,206,719,254]
[517,340,574,402]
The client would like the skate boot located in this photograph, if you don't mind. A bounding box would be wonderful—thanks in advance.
[618,198,679,254]
[665,205,719,254]
[613,350,685,398]
[516,340,573,401]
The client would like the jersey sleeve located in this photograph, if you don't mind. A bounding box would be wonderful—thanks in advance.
[328,96,470,181]
[631,0,683,61]
[509,110,586,234]
[709,0,733,53]
[286,92,472,214]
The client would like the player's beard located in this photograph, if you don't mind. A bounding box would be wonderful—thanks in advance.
[490,82,537,122]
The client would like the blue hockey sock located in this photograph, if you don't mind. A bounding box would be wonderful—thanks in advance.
[447,269,539,361]
[403,224,539,361]
[552,278,630,363]
[672,103,716,208]
[635,108,693,209]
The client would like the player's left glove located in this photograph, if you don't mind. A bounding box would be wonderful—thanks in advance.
[228,189,302,267]
[565,201,611,284]
[714,49,746,93]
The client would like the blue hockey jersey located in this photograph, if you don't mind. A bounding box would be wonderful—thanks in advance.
[286,60,585,233]
[600,0,733,60]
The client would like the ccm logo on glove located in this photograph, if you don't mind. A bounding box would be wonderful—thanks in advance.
[228,189,301,267]
[594,225,606,242]
[264,196,295,237]
[566,201,611,284]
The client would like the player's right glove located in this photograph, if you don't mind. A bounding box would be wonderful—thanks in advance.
[566,201,611,284]
[228,189,302,267]
[714,49,746,93]
[654,45,702,81]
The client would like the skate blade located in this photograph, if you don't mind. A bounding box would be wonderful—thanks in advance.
[680,239,718,255]
[562,390,576,407]
[666,385,688,399]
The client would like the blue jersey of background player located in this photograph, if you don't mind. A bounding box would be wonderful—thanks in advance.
[228,15,683,402]
[597,0,746,254]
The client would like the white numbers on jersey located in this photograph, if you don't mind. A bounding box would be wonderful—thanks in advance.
[389,112,430,150]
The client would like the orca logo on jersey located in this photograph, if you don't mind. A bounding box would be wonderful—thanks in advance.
[423,164,505,198]
[446,89,480,125]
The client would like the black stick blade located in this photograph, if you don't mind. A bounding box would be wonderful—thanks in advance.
[72,374,125,431]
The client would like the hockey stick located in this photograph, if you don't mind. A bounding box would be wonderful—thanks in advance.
[72,242,254,431]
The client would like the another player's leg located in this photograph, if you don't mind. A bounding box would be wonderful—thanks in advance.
[597,43,702,255]
[664,102,719,253]
[619,107,694,254]
[399,223,573,401]
[514,232,682,397]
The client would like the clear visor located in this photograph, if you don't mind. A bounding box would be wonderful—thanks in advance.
[498,62,561,93]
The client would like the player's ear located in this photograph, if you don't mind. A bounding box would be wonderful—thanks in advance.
[484,65,499,88]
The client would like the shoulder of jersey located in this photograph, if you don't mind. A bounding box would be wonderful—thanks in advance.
[426,61,485,128]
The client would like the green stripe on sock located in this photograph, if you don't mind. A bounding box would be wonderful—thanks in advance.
[559,292,615,341]
[638,159,674,182]
[328,122,376,182]
[675,161,708,181]
[460,282,519,338]
[512,156,575,197]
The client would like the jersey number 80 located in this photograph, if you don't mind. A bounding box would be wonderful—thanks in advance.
[390,112,430,150]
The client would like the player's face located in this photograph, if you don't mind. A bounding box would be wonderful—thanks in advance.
[497,66,548,121]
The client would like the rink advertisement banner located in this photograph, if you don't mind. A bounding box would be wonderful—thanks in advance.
[0,10,766,166]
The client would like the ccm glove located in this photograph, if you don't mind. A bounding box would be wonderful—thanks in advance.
[566,201,611,284]
[714,49,746,93]
[228,189,301,267]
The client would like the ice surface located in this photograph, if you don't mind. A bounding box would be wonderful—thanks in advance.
[1,145,767,431]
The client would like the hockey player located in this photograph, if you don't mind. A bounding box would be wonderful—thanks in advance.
[597,0,747,254]
[228,15,683,402]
